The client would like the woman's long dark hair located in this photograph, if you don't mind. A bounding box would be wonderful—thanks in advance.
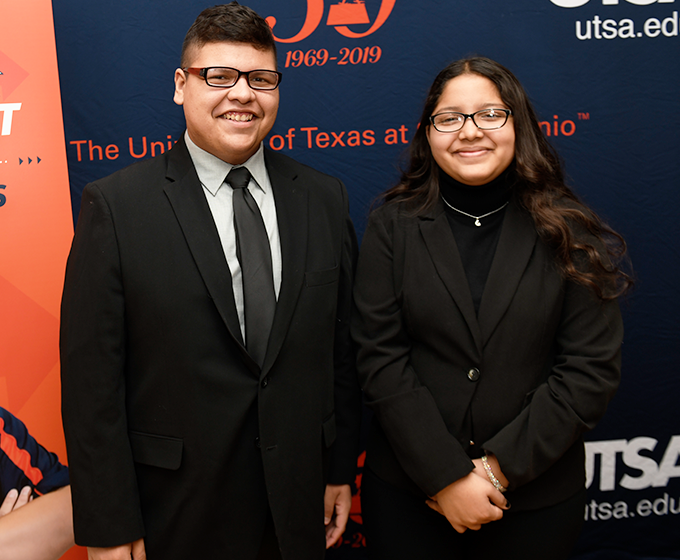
[384,56,632,300]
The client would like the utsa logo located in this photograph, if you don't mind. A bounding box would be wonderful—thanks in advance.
[265,0,396,43]
[551,0,674,7]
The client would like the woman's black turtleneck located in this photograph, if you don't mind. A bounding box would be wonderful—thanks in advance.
[438,167,513,315]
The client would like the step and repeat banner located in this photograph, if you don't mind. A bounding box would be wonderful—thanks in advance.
[0,1,83,558]
[2,0,678,558]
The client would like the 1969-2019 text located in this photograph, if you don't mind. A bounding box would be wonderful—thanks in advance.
[284,46,382,67]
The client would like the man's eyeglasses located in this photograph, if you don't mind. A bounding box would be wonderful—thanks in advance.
[183,67,283,91]
[429,108,512,133]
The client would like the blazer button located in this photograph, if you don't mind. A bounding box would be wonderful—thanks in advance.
[467,368,480,382]
[261,377,269,388]
[254,437,261,448]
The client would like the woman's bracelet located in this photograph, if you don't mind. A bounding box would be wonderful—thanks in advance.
[481,454,507,493]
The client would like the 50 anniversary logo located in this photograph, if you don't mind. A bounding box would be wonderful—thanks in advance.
[264,0,396,42]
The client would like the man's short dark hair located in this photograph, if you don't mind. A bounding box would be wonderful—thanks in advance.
[181,2,277,68]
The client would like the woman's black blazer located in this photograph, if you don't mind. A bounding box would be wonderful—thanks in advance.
[352,197,622,511]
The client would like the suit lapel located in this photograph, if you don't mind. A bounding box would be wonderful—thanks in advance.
[419,202,483,353]
[478,200,537,344]
[260,150,308,376]
[163,139,251,364]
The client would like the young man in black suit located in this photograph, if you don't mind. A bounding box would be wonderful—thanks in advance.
[60,4,361,559]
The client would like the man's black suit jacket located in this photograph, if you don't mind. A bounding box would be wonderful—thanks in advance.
[60,138,361,559]
[352,198,622,511]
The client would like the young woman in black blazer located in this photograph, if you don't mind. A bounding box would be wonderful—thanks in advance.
[352,57,632,559]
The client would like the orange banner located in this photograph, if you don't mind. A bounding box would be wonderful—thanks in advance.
[0,1,82,557]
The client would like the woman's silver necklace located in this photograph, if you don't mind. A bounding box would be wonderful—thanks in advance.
[440,196,509,227]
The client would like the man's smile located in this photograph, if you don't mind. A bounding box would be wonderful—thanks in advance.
[222,111,254,122]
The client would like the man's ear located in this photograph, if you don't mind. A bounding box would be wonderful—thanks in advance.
[173,68,187,106]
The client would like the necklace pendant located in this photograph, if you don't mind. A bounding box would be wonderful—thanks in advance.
[474,218,482,227]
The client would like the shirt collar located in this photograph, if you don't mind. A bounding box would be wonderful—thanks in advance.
[184,131,268,196]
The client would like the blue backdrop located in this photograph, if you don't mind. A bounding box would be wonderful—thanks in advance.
[52,1,680,558]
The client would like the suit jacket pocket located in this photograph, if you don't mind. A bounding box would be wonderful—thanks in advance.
[305,266,339,287]
[323,412,337,448]
[129,431,183,470]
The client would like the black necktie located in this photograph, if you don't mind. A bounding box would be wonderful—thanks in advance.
[227,166,276,366]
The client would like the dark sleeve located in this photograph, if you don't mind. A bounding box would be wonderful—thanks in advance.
[351,208,473,497]
[327,181,362,484]
[483,279,623,489]
[0,407,69,498]
[59,184,145,547]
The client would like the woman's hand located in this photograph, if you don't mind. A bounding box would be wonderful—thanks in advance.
[426,471,508,533]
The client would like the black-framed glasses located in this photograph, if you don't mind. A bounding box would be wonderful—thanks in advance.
[183,67,283,90]
[430,108,512,133]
